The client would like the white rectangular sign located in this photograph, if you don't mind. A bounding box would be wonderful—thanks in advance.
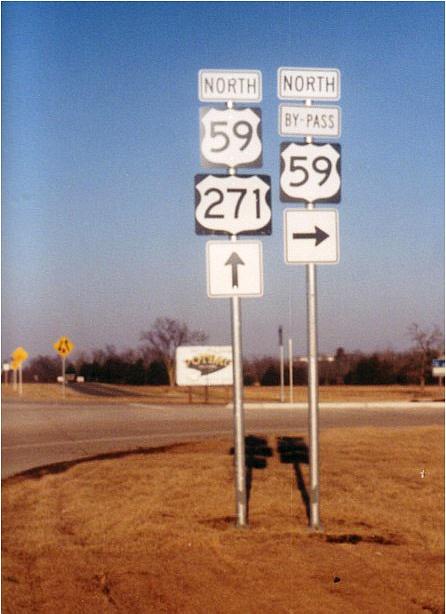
[278,67,340,101]
[206,240,263,297]
[279,104,341,138]
[199,69,262,103]
[284,209,339,264]
[176,346,233,386]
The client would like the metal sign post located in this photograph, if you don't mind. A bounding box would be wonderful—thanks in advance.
[306,222,321,530]
[62,356,66,398]
[198,69,268,528]
[231,287,247,527]
[288,338,294,403]
[278,67,342,531]
[279,326,285,402]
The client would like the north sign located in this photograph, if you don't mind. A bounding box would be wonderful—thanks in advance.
[279,104,341,138]
[206,240,263,297]
[195,174,271,235]
[199,69,262,103]
[278,67,340,101]
[280,142,341,203]
[200,107,262,168]
[284,209,339,264]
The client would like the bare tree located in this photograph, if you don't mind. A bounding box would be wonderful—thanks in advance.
[140,317,208,386]
[408,323,444,390]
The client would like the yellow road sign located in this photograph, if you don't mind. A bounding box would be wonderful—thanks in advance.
[11,359,21,370]
[11,347,28,365]
[53,336,75,357]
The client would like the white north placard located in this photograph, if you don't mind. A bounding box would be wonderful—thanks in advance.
[176,345,233,386]
[279,104,341,138]
[284,209,339,264]
[200,107,262,168]
[206,240,263,297]
[278,67,340,101]
[199,69,262,103]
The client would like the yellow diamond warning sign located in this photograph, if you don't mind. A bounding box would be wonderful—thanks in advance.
[11,347,28,365]
[53,336,74,357]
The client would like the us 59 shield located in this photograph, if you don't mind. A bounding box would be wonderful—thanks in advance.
[280,142,341,203]
[200,107,262,168]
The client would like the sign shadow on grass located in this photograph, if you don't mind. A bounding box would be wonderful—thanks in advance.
[230,435,273,521]
[276,436,311,524]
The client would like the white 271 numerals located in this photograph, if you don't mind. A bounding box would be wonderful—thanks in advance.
[195,174,271,236]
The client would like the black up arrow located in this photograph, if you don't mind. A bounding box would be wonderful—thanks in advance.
[293,226,329,246]
[225,252,245,288]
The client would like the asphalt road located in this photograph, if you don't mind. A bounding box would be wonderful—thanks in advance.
[2,401,444,478]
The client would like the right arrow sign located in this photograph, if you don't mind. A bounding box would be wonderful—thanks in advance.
[284,209,339,264]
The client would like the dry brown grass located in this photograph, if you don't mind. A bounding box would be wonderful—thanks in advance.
[2,426,444,613]
[2,382,444,404]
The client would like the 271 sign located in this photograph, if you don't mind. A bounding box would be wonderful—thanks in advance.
[200,107,262,168]
[195,174,271,235]
[280,142,341,203]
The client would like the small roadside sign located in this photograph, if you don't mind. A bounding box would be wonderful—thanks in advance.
[432,359,445,377]
[278,67,340,101]
[12,347,28,365]
[176,346,233,386]
[200,107,262,168]
[199,69,262,103]
[53,336,75,357]
[206,240,263,297]
[195,174,271,235]
[284,209,339,264]
[280,142,341,203]
[279,104,341,138]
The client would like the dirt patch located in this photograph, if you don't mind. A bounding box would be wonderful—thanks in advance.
[2,426,444,613]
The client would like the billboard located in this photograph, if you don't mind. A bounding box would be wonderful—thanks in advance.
[176,346,233,386]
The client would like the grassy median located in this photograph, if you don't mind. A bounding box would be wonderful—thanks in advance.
[2,425,444,613]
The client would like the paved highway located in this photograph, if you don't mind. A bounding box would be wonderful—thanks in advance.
[2,401,443,478]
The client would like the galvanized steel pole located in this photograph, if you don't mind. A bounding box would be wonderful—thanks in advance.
[231,292,247,527]
[306,111,321,531]
[306,259,321,530]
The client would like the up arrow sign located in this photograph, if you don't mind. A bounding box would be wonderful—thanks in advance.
[293,226,329,246]
[206,241,263,297]
[225,252,245,287]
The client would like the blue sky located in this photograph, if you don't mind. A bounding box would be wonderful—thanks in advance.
[2,1,444,361]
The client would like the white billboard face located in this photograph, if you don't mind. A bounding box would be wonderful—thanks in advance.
[176,346,233,386]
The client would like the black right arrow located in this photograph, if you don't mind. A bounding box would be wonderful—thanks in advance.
[225,252,245,287]
[292,226,329,246]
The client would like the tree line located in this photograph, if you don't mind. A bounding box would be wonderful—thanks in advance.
[16,318,444,387]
